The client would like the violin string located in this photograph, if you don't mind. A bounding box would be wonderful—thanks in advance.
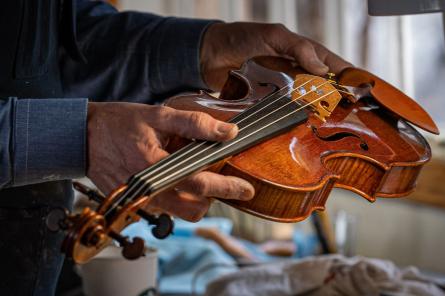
[329,82,355,96]
[141,79,328,183]
[121,80,332,209]
[111,82,297,203]
[331,82,355,89]
[145,90,336,195]
[337,89,354,96]
[105,85,303,215]
[139,80,313,180]
[104,81,298,216]
[128,80,331,202]
[106,77,337,215]
[130,81,297,181]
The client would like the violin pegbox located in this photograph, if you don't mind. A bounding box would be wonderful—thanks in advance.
[291,74,342,122]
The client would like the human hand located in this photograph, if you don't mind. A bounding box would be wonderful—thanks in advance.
[87,102,254,221]
[201,22,352,90]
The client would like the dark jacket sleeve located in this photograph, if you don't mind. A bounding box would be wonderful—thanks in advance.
[0,97,87,188]
[60,0,216,103]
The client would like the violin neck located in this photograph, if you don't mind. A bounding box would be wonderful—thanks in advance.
[121,91,309,204]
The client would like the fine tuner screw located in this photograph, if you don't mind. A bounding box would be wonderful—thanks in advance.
[326,72,336,82]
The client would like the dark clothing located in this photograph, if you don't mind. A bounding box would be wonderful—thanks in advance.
[0,0,213,295]
[0,1,75,294]
[0,182,74,296]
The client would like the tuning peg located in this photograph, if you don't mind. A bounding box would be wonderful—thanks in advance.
[46,207,70,232]
[151,214,174,239]
[136,210,174,239]
[109,230,146,260]
[121,237,146,260]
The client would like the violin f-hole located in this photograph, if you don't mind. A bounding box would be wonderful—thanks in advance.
[311,126,369,151]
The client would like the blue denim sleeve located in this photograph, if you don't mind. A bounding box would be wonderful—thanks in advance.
[61,0,217,103]
[0,97,88,188]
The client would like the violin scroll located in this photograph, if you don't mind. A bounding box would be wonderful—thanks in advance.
[48,182,174,264]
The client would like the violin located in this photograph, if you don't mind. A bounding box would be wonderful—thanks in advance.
[47,56,439,264]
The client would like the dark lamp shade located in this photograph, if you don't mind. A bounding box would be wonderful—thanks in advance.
[368,0,445,15]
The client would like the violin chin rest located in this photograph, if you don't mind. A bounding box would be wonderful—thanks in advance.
[338,67,439,135]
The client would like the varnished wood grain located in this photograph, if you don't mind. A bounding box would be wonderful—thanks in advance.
[166,56,433,222]
[407,158,445,209]
[338,67,439,135]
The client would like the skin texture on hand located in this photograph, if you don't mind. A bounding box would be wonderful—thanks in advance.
[87,102,254,222]
[201,22,352,90]
[86,22,351,223]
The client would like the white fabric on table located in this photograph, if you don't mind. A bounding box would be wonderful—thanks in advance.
[205,255,445,296]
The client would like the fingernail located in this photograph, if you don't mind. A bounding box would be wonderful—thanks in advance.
[241,188,254,200]
[310,58,329,73]
[217,123,237,137]
[238,181,255,200]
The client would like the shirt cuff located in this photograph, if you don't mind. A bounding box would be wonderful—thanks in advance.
[13,98,88,186]
[149,17,218,94]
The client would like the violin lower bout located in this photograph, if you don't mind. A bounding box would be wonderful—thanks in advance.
[219,153,424,223]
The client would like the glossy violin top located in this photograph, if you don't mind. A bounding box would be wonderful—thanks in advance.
[59,56,438,263]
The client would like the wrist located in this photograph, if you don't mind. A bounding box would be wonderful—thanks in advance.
[86,102,102,176]
[200,22,226,90]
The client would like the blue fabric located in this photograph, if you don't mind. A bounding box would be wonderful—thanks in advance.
[124,219,238,295]
[123,218,319,295]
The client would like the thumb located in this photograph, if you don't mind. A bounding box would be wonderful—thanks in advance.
[150,107,238,142]
[286,38,329,75]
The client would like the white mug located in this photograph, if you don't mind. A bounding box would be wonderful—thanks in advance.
[76,245,158,296]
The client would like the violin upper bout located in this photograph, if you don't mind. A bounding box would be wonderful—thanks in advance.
[338,67,439,135]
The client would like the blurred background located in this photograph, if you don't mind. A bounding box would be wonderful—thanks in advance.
[114,0,445,271]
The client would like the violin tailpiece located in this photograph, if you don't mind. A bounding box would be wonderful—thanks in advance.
[337,67,439,135]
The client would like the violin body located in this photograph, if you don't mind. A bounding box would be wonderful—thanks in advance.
[56,56,438,263]
[165,57,434,222]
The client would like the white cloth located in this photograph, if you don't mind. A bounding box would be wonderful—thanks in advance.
[205,255,445,296]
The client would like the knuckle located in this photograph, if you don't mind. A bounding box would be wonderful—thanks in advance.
[268,23,287,34]
[297,39,314,53]
[152,105,170,118]
[188,111,207,129]
[145,148,163,165]
[190,175,209,196]
[221,180,236,199]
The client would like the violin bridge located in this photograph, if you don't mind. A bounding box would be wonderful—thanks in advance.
[292,74,342,122]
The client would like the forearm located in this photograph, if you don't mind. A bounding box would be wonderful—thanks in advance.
[0,97,87,188]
